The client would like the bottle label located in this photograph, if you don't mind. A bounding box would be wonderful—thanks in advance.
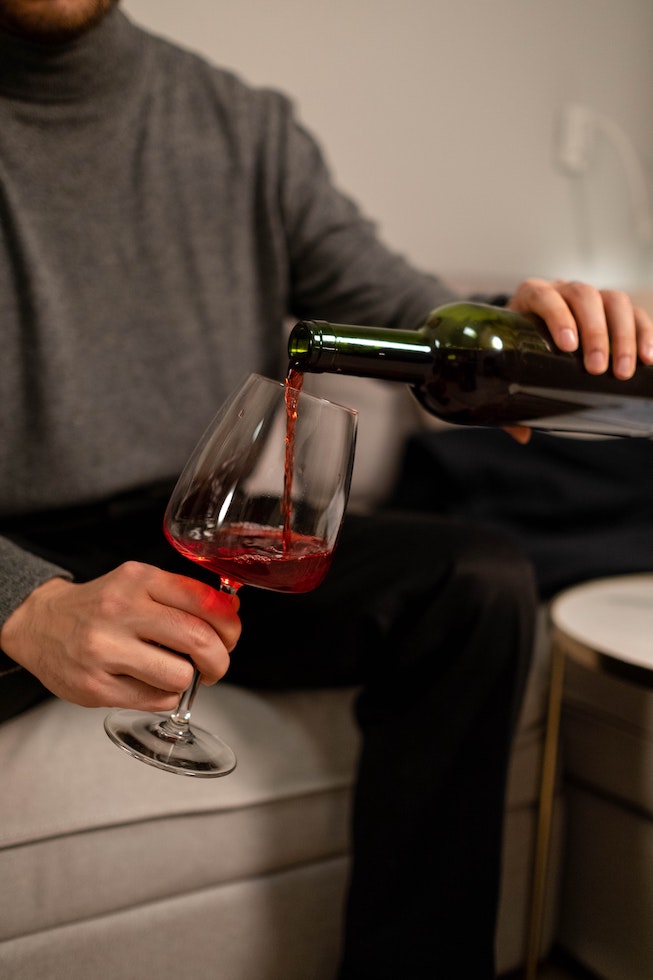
[518,384,653,437]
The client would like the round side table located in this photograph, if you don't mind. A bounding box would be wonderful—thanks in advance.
[524,573,653,980]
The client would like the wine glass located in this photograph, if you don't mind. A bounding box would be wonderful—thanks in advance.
[104,373,358,777]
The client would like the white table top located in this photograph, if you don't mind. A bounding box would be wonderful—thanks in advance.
[550,573,653,673]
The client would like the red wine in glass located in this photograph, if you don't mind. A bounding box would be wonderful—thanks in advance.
[165,523,334,594]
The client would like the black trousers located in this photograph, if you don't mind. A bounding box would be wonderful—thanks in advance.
[1,487,537,978]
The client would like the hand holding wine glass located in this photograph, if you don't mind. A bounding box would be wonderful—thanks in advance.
[104,373,357,776]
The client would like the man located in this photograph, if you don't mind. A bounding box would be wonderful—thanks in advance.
[0,1,651,976]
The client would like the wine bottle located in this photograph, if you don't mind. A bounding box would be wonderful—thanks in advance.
[287,301,653,438]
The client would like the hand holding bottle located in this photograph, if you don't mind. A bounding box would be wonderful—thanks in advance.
[507,277,653,379]
[504,277,653,442]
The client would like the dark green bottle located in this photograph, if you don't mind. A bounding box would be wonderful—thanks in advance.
[287,301,653,438]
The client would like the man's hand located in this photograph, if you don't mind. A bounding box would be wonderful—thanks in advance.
[504,277,653,444]
[0,562,241,711]
[508,277,653,379]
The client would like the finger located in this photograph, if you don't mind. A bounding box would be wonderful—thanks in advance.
[503,426,531,444]
[634,304,653,365]
[141,607,232,685]
[120,684,181,712]
[597,288,638,379]
[556,281,615,374]
[96,668,184,712]
[508,278,581,352]
[145,568,241,646]
[119,637,198,691]
[66,630,194,709]
[85,623,196,696]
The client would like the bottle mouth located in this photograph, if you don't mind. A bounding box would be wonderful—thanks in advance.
[287,321,317,365]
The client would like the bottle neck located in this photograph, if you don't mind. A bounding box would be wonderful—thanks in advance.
[287,319,434,382]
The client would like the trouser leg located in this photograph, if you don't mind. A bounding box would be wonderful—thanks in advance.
[230,511,537,978]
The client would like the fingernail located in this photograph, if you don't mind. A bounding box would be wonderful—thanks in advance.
[615,355,634,378]
[585,350,606,373]
[559,328,578,350]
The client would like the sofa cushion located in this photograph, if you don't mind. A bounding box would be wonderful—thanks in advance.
[0,858,350,980]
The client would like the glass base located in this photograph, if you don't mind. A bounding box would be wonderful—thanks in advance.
[104,709,237,778]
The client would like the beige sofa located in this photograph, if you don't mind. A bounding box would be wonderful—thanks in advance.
[1,368,650,980]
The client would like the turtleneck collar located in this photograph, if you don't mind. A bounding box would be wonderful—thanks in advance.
[0,7,144,104]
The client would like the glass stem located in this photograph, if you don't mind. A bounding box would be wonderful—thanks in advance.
[171,668,203,726]
[161,579,239,739]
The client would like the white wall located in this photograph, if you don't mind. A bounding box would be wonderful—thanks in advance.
[122,0,653,292]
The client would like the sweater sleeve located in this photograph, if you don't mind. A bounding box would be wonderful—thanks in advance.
[0,535,72,629]
[270,95,460,331]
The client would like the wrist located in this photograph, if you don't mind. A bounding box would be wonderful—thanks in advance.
[1,576,71,661]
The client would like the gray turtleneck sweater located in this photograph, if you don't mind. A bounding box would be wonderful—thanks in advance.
[0,8,455,629]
